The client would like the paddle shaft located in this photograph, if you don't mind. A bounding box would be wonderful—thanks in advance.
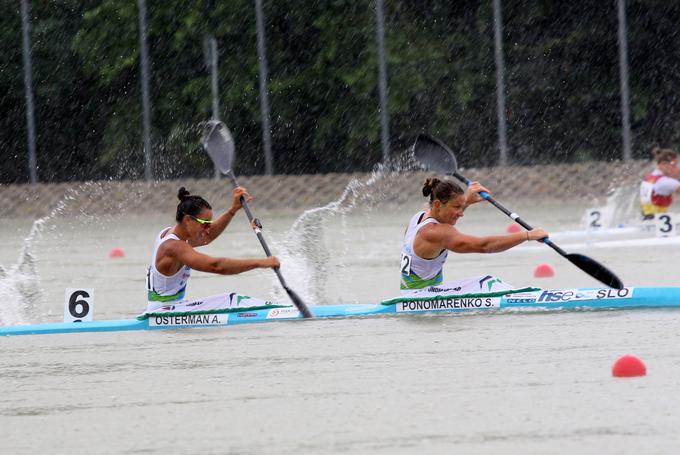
[225,171,313,318]
[411,134,621,288]
[452,171,569,256]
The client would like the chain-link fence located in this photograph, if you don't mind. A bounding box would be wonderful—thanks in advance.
[0,160,650,218]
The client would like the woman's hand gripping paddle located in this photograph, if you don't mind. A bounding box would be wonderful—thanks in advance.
[412,134,624,290]
[202,120,313,318]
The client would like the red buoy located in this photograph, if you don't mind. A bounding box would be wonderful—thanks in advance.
[109,247,126,258]
[533,263,554,278]
[506,223,521,233]
[612,354,646,377]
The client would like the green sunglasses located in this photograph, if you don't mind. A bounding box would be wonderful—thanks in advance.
[188,214,214,225]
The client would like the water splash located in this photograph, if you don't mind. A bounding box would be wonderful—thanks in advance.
[276,155,416,304]
[581,182,640,229]
[0,198,71,326]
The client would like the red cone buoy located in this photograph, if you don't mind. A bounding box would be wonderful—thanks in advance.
[109,247,126,258]
[612,354,646,377]
[533,263,554,278]
[506,223,521,233]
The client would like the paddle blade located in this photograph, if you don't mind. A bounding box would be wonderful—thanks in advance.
[566,253,624,290]
[412,134,459,174]
[201,120,235,174]
[283,286,313,318]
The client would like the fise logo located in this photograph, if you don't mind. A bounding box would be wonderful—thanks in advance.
[537,288,631,302]
[266,307,301,319]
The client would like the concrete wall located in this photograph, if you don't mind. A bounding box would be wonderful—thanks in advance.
[0,160,651,218]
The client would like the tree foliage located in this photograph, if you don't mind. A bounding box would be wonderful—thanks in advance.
[2,0,680,183]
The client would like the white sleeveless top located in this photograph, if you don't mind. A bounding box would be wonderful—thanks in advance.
[146,228,191,303]
[400,211,448,290]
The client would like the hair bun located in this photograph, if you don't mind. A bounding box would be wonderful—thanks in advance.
[652,147,678,163]
[422,178,440,197]
[177,187,191,201]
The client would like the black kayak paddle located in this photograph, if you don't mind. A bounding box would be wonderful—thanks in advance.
[412,134,624,290]
[202,120,313,318]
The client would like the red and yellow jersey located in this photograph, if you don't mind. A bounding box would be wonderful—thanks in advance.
[640,171,675,216]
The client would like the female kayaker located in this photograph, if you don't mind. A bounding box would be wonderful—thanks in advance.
[640,147,680,219]
[145,186,279,313]
[400,178,548,296]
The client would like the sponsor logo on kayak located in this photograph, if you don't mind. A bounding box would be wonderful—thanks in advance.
[506,288,633,304]
[149,314,228,327]
[595,288,633,299]
[236,312,258,318]
[266,307,301,319]
[426,286,462,293]
[397,297,501,312]
[504,293,539,304]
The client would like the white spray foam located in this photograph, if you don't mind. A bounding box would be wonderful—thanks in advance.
[275,157,414,304]
[0,198,71,326]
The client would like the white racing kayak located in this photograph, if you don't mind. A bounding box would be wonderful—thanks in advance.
[547,212,680,245]
[1,286,679,336]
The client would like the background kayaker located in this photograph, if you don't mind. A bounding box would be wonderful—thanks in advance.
[145,187,280,313]
[400,178,548,296]
[640,147,680,219]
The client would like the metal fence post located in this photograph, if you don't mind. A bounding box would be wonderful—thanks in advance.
[617,0,633,161]
[20,0,37,183]
[375,0,390,164]
[205,35,221,178]
[255,0,274,175]
[493,0,509,166]
[137,0,153,180]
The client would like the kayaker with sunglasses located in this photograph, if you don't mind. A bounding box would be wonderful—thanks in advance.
[145,187,279,312]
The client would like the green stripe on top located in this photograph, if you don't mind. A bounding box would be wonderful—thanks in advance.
[147,288,186,302]
[382,287,540,305]
[137,304,292,320]
[400,270,443,290]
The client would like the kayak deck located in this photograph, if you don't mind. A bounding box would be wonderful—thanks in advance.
[1,287,679,336]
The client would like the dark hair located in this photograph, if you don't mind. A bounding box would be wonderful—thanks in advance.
[422,178,464,204]
[652,147,678,164]
[176,187,211,222]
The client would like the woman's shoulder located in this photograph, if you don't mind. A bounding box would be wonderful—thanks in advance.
[418,220,455,239]
[157,229,184,249]
[159,227,173,238]
[656,174,680,184]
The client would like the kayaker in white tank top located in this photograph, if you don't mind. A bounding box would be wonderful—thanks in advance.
[144,186,280,312]
[399,177,549,296]
[400,211,448,290]
[146,228,191,304]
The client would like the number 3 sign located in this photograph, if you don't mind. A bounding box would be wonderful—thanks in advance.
[655,213,676,237]
[64,288,94,322]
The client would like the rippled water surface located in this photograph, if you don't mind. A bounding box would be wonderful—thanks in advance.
[1,199,679,454]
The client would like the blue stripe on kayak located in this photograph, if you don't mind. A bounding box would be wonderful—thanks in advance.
[1,287,679,336]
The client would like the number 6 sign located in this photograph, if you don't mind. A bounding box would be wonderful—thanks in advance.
[64,288,94,322]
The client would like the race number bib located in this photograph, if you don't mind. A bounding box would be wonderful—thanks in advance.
[400,253,412,276]
[146,266,153,291]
